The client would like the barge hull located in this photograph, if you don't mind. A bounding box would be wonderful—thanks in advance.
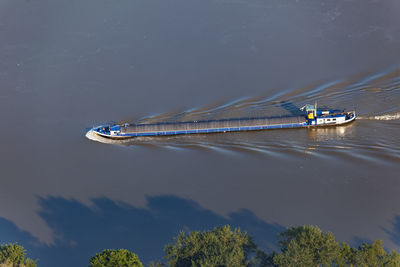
[119,122,307,137]
[92,111,356,139]
[118,116,307,137]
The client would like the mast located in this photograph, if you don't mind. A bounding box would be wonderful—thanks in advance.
[315,101,317,118]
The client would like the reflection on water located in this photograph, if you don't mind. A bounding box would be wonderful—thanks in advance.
[307,124,354,142]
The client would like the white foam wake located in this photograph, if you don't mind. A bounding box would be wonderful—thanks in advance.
[85,129,116,144]
[85,130,97,141]
[371,112,400,120]
[85,129,145,145]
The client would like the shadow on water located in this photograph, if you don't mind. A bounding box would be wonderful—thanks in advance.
[0,195,284,267]
[279,101,303,116]
[385,216,400,247]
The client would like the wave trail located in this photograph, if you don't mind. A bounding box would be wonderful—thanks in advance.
[370,112,400,121]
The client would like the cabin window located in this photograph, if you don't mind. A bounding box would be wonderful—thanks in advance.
[327,119,331,121]
[333,118,336,121]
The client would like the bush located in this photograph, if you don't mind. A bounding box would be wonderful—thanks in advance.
[89,249,143,267]
[273,225,338,266]
[270,226,400,267]
[165,225,256,267]
[0,243,37,267]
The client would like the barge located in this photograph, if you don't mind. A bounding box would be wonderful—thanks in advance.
[91,104,356,139]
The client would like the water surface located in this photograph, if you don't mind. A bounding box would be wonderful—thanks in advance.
[0,0,400,266]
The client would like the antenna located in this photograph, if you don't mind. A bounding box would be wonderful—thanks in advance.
[315,101,317,117]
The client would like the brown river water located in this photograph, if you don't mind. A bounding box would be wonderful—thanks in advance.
[0,0,399,266]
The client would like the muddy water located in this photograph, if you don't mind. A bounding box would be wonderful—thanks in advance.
[0,0,400,266]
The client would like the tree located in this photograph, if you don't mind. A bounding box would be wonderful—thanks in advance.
[384,250,400,267]
[164,225,256,267]
[357,239,386,266]
[249,250,275,267]
[356,240,400,267]
[24,258,38,267]
[272,225,339,267]
[148,260,165,267]
[89,249,143,267]
[335,242,358,267]
[0,243,37,267]
[270,226,400,267]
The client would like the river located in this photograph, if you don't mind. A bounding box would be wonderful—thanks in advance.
[0,0,399,266]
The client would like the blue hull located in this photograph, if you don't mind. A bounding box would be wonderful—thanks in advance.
[112,122,307,138]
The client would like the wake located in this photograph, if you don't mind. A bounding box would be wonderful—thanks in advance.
[370,112,400,121]
[86,67,400,165]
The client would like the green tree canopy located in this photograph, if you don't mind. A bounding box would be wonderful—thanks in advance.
[270,226,400,267]
[356,240,400,267]
[335,242,358,267]
[147,261,164,267]
[164,225,256,267]
[89,249,143,267]
[0,243,37,267]
[273,225,339,267]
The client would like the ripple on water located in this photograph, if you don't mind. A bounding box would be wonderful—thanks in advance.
[87,68,400,165]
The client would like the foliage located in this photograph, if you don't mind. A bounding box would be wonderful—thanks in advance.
[272,225,339,266]
[270,226,400,267]
[249,250,275,267]
[0,243,37,267]
[24,258,38,267]
[3,224,400,267]
[0,243,25,265]
[165,225,256,267]
[148,260,165,267]
[89,249,143,267]
[335,242,358,267]
[356,240,400,267]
